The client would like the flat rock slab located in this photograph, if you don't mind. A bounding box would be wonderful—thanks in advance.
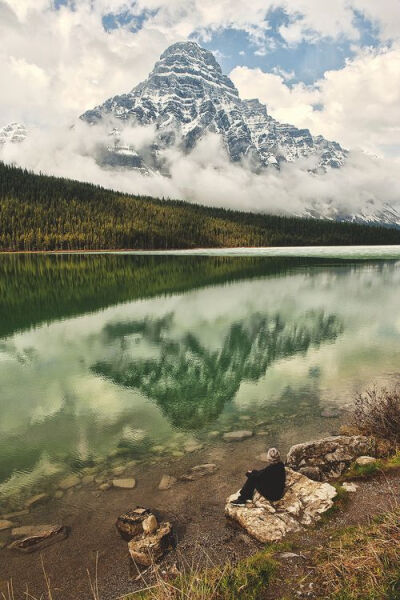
[223,430,253,442]
[286,435,376,481]
[8,525,68,553]
[225,469,336,543]
[113,478,136,489]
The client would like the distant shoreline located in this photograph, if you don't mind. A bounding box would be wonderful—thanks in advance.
[1,244,400,258]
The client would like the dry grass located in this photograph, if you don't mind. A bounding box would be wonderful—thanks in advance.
[123,545,277,600]
[314,507,400,599]
[352,385,400,448]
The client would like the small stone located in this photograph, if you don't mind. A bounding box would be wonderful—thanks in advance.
[82,475,95,485]
[158,475,177,491]
[55,490,64,499]
[152,445,166,453]
[24,493,49,510]
[112,478,136,489]
[142,514,158,535]
[99,482,112,491]
[239,416,251,421]
[184,441,203,453]
[59,474,80,490]
[128,522,174,566]
[116,507,153,540]
[256,431,269,436]
[112,466,126,476]
[208,431,220,439]
[0,520,14,532]
[171,451,184,458]
[355,456,377,466]
[279,552,303,560]
[321,407,340,418]
[342,482,358,492]
[223,430,253,442]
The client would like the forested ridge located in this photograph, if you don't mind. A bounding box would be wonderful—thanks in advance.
[1,161,399,250]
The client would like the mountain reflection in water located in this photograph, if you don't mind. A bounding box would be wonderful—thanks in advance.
[93,311,342,429]
[0,253,400,504]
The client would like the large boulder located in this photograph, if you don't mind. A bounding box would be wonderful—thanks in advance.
[128,522,174,567]
[286,435,376,481]
[225,469,336,543]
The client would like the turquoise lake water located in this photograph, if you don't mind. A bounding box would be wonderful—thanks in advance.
[1,249,400,509]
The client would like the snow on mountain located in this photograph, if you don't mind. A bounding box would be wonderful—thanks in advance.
[0,122,27,145]
[81,42,347,173]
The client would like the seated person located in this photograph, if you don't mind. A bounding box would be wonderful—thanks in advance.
[231,447,286,505]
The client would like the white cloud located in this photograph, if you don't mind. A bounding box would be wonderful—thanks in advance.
[3,122,400,221]
[231,46,400,157]
[1,0,400,220]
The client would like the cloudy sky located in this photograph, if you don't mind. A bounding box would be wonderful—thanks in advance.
[1,0,400,215]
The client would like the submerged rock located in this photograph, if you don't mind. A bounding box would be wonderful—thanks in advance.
[286,435,376,481]
[59,474,81,490]
[180,463,218,481]
[128,522,174,567]
[0,520,13,532]
[112,478,136,489]
[24,493,49,510]
[225,469,336,543]
[223,430,253,442]
[9,524,68,553]
[1,510,29,520]
[321,407,341,418]
[158,475,177,490]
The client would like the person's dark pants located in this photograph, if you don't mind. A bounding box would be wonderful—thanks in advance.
[238,471,258,502]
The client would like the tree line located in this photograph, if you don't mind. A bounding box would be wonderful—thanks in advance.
[1,161,400,251]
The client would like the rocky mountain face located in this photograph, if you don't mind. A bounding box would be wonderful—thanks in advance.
[81,42,346,173]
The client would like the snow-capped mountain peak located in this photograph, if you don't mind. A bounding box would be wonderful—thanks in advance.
[81,41,346,171]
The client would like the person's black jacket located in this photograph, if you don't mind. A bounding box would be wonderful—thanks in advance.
[248,461,286,501]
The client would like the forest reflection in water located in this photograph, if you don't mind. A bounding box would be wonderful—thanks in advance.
[0,253,400,507]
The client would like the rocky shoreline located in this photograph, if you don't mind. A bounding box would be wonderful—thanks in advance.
[0,425,383,598]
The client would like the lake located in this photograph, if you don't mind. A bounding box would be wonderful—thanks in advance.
[1,249,400,512]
